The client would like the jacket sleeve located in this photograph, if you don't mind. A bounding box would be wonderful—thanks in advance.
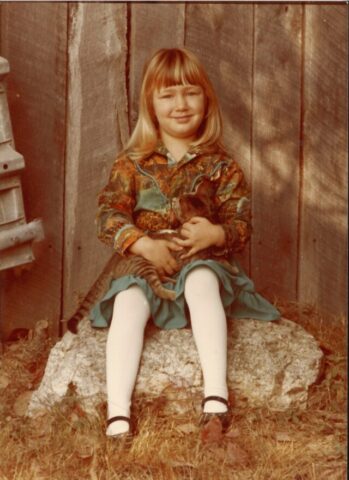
[214,158,252,254]
[96,156,145,255]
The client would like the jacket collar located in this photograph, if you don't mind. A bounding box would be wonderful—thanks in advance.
[153,140,218,165]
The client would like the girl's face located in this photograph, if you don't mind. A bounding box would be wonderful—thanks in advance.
[152,84,206,142]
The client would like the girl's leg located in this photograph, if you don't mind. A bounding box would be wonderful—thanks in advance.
[106,285,150,436]
[184,266,228,413]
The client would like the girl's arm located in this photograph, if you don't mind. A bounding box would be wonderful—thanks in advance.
[214,159,252,255]
[97,156,182,275]
[97,156,146,255]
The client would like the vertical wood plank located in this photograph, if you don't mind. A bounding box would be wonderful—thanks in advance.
[129,3,185,129]
[185,4,254,273]
[299,5,347,315]
[63,3,129,321]
[185,4,254,179]
[251,4,302,301]
[0,3,67,338]
[0,5,2,50]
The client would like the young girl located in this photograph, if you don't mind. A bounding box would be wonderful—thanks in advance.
[90,48,280,439]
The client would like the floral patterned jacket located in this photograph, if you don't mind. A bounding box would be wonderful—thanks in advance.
[97,142,251,258]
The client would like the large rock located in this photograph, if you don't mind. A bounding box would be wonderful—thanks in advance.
[27,317,323,416]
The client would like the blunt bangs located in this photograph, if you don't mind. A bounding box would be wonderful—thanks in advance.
[146,49,209,93]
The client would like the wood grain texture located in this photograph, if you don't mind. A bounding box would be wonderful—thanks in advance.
[63,3,128,322]
[0,3,346,336]
[0,3,68,337]
[251,4,302,301]
[299,5,347,315]
[128,3,185,129]
[185,3,254,273]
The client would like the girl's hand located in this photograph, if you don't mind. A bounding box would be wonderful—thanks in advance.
[174,216,225,258]
[129,236,183,276]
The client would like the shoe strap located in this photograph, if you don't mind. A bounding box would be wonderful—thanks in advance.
[201,396,229,408]
[106,415,131,427]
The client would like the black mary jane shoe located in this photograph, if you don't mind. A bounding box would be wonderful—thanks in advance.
[106,416,134,447]
[199,396,232,432]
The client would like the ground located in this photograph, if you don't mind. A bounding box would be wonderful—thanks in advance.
[0,302,346,480]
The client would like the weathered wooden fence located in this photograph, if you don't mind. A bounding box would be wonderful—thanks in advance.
[0,3,347,338]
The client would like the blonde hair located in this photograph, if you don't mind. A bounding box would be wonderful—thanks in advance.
[125,48,225,160]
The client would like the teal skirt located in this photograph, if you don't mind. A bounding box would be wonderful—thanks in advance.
[90,259,280,330]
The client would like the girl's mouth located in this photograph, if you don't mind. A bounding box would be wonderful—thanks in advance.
[172,115,192,120]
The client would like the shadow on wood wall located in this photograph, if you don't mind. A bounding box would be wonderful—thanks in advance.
[0,3,347,338]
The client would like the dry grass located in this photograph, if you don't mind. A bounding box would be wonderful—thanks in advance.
[0,302,346,480]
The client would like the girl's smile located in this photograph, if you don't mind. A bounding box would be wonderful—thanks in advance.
[153,84,206,142]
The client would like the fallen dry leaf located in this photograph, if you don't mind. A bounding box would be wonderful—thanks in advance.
[210,447,226,459]
[27,460,46,480]
[72,402,88,418]
[228,391,235,407]
[75,435,99,459]
[13,391,33,417]
[226,442,251,466]
[176,422,197,434]
[315,466,346,480]
[30,414,53,438]
[201,416,223,444]
[0,373,10,389]
[275,431,293,442]
[225,426,241,439]
[34,319,49,335]
[167,457,196,468]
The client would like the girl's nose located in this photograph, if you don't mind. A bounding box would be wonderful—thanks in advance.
[175,93,187,109]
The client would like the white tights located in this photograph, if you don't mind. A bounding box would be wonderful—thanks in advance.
[106,266,228,436]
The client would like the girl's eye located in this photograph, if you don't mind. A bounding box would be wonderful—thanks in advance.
[187,88,203,96]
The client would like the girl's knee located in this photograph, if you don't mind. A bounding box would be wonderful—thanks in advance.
[184,266,220,299]
[113,285,151,320]
[115,285,148,304]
